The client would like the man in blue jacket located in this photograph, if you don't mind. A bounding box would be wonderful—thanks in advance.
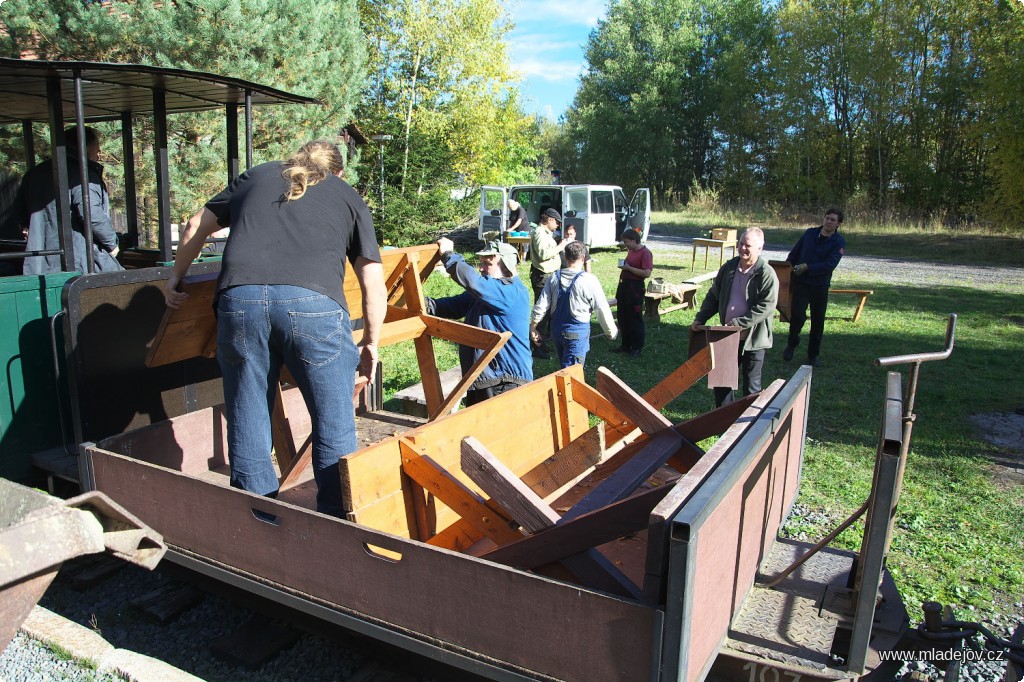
[783,208,846,367]
[426,237,533,406]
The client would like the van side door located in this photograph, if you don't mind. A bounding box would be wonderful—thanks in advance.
[479,186,508,240]
[628,188,651,242]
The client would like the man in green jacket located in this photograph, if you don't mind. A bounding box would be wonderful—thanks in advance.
[692,227,779,406]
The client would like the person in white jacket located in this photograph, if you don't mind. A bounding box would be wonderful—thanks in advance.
[529,241,617,368]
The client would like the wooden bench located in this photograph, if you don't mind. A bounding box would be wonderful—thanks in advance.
[644,283,698,322]
[394,366,465,418]
[828,289,874,323]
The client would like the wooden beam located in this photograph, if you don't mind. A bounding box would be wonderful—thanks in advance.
[643,345,713,410]
[561,429,683,522]
[425,517,485,554]
[400,439,522,546]
[461,437,642,600]
[567,377,633,440]
[520,424,605,501]
[480,485,671,570]
[595,367,673,434]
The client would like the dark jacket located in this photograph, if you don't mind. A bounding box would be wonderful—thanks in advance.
[425,251,533,389]
[17,155,122,275]
[694,256,779,352]
[786,227,845,288]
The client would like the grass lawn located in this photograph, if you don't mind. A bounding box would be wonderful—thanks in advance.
[654,208,1024,268]
[382,230,1024,621]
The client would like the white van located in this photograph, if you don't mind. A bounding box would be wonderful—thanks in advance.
[478,185,651,248]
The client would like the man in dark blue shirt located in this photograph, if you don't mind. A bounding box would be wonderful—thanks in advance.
[783,208,846,367]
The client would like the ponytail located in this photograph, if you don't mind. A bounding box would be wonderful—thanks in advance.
[282,140,344,201]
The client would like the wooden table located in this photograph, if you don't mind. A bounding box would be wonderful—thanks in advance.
[691,238,736,270]
[507,235,531,262]
[644,283,699,322]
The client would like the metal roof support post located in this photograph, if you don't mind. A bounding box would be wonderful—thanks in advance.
[22,120,35,169]
[45,77,74,273]
[245,89,253,169]
[121,112,138,249]
[226,102,239,181]
[73,72,96,274]
[152,90,172,263]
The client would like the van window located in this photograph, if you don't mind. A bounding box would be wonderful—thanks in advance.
[591,190,614,214]
[565,188,588,214]
[483,188,505,212]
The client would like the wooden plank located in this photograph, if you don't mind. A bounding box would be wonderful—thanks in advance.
[562,429,683,522]
[343,369,589,536]
[643,345,713,411]
[359,316,427,346]
[595,367,673,434]
[461,437,642,600]
[400,439,523,546]
[461,437,560,531]
[425,517,485,553]
[519,424,605,501]
[481,485,671,570]
[270,383,297,475]
[567,376,634,441]
[588,393,758,485]
[688,325,742,389]
[145,275,218,367]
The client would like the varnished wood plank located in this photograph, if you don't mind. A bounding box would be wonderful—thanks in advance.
[595,367,673,434]
[643,345,713,411]
[480,485,671,570]
[461,437,642,600]
[562,429,683,522]
[519,425,605,501]
[688,325,742,389]
[461,437,559,531]
[401,440,522,546]
[567,376,633,440]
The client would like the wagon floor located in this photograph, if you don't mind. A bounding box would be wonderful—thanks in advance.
[270,409,425,509]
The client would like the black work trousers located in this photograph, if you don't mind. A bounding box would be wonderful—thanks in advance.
[714,348,766,407]
[788,282,829,360]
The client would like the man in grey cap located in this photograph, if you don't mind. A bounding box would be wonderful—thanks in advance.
[528,207,570,359]
[425,237,533,406]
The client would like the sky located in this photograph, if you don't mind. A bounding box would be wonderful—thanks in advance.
[503,0,608,121]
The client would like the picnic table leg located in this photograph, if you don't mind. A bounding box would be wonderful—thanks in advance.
[690,246,697,270]
[704,245,710,269]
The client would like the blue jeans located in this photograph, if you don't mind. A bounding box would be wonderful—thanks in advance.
[217,285,359,517]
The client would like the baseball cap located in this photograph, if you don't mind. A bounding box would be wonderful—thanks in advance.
[475,240,519,276]
[541,208,562,224]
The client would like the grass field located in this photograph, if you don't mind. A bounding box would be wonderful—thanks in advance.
[656,208,1024,268]
[383,224,1024,622]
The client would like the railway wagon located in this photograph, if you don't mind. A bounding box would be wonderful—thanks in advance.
[68,245,911,681]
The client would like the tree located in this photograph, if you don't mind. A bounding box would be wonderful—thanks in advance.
[1,0,366,242]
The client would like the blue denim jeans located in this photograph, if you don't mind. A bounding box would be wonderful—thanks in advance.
[217,285,359,517]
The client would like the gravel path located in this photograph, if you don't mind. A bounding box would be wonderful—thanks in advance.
[646,229,1024,289]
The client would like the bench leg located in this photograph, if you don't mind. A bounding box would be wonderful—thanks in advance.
[644,298,662,322]
[851,295,868,323]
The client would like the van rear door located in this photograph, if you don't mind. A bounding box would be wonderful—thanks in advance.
[628,188,651,242]
[479,186,507,239]
[562,185,589,244]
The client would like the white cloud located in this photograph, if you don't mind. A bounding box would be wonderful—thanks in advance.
[505,0,606,28]
[513,57,585,82]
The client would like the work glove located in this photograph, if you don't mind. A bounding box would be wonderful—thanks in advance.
[792,263,808,276]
